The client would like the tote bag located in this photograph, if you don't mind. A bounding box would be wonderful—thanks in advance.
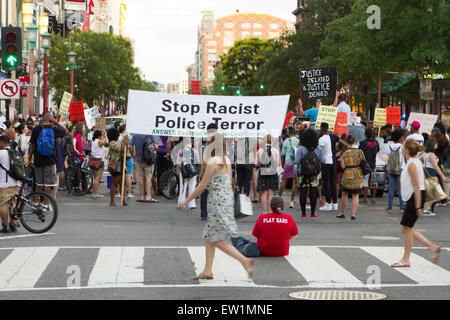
[234,192,254,219]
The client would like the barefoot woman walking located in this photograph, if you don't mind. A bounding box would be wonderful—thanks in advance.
[392,139,441,268]
[179,133,254,280]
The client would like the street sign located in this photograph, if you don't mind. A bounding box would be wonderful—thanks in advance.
[0,79,20,100]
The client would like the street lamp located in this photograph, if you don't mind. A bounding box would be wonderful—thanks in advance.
[26,23,39,117]
[68,52,77,100]
[22,1,34,28]
[41,32,51,114]
[39,12,49,35]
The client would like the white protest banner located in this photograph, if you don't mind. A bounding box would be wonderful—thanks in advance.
[406,112,438,134]
[84,107,101,129]
[127,90,290,138]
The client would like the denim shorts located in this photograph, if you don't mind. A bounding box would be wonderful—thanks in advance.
[125,158,134,175]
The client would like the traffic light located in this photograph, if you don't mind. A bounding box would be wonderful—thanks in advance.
[220,85,226,91]
[1,27,22,70]
[260,84,264,90]
[236,89,241,95]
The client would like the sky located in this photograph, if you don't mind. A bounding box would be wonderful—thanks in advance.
[125,0,297,87]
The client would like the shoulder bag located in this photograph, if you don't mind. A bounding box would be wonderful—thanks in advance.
[423,167,448,205]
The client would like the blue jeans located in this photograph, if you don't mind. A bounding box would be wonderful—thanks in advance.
[388,173,404,209]
[231,236,260,257]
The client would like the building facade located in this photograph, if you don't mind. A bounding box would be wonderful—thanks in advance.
[195,11,294,88]
[167,83,180,94]
[180,80,189,95]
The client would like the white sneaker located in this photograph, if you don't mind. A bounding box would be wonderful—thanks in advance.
[332,203,338,211]
[128,194,135,198]
[115,194,121,198]
[289,201,295,208]
[319,203,333,211]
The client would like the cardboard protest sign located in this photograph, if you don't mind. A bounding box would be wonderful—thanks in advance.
[69,101,85,122]
[406,112,438,134]
[373,108,387,128]
[283,112,295,129]
[386,106,401,127]
[127,91,290,138]
[333,112,349,137]
[95,117,106,132]
[350,112,357,124]
[300,67,338,100]
[315,106,338,132]
[58,91,72,117]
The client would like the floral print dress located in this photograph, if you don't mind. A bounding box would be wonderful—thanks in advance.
[202,173,238,243]
[341,148,365,193]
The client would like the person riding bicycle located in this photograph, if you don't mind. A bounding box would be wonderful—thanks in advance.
[0,135,20,233]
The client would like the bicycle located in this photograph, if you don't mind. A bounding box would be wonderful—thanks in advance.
[158,159,179,200]
[65,157,94,196]
[8,178,58,234]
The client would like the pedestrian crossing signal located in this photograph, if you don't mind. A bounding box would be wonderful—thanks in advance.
[1,27,22,70]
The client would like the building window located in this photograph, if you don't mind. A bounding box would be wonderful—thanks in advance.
[224,31,235,40]
[207,41,217,46]
[253,23,262,29]
[241,23,251,29]
[268,32,280,39]
[208,54,217,62]
[224,22,234,29]
[270,24,279,30]
[253,31,263,38]
[224,40,234,47]
[241,31,251,39]
[208,49,217,54]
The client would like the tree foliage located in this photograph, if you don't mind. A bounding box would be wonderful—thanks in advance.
[46,31,140,114]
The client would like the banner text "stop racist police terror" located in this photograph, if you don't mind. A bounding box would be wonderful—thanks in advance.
[155,99,264,131]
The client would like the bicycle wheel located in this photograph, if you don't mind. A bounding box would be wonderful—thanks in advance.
[159,169,179,200]
[65,167,86,196]
[81,169,94,192]
[19,191,58,234]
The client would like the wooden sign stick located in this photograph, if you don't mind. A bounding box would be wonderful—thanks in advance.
[120,145,127,207]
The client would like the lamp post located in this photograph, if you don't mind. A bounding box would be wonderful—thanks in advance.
[41,32,51,114]
[26,23,38,117]
[68,52,77,102]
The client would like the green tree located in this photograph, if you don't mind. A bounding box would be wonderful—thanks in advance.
[257,0,354,110]
[46,31,140,115]
[220,38,274,95]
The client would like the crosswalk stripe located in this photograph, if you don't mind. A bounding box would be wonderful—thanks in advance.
[187,247,252,285]
[361,246,450,285]
[88,247,144,286]
[285,246,363,287]
[0,247,59,289]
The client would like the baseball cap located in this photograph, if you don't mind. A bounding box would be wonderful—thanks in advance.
[411,121,421,129]
[0,123,6,132]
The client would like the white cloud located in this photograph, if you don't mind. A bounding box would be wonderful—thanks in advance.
[125,0,296,85]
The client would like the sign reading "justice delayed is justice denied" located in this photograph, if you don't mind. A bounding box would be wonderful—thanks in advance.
[127,90,290,138]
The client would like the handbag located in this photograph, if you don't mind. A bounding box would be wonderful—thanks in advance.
[88,155,102,170]
[424,168,448,205]
[359,151,371,176]
[234,191,254,219]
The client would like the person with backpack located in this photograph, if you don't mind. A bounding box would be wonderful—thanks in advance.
[386,129,405,213]
[255,135,281,213]
[359,128,380,204]
[0,135,25,233]
[278,127,299,208]
[27,113,68,196]
[176,138,200,209]
[294,129,325,219]
[337,135,365,220]
[129,133,159,203]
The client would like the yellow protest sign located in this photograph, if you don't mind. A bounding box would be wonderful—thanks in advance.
[315,105,338,131]
[58,91,73,117]
[373,108,387,128]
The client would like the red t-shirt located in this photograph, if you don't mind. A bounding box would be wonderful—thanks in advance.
[252,212,298,257]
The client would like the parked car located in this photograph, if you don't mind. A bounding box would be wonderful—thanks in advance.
[106,116,127,130]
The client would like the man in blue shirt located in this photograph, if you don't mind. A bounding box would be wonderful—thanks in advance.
[130,134,158,202]
[298,99,320,123]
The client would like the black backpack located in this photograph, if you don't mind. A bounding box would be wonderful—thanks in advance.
[300,150,321,178]
[180,148,200,178]
[0,147,27,182]
[142,136,157,165]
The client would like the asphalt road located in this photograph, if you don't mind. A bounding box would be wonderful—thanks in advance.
[0,182,449,301]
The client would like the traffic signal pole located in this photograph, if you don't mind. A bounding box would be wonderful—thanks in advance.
[29,47,35,117]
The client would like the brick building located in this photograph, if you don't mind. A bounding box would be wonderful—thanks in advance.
[195,11,294,88]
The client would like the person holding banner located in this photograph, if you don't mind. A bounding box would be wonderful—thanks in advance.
[179,133,254,281]
[256,135,281,214]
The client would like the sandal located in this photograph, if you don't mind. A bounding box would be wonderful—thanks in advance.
[192,273,214,280]
[336,214,345,219]
[146,198,159,203]
[391,262,411,268]
[431,247,441,264]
